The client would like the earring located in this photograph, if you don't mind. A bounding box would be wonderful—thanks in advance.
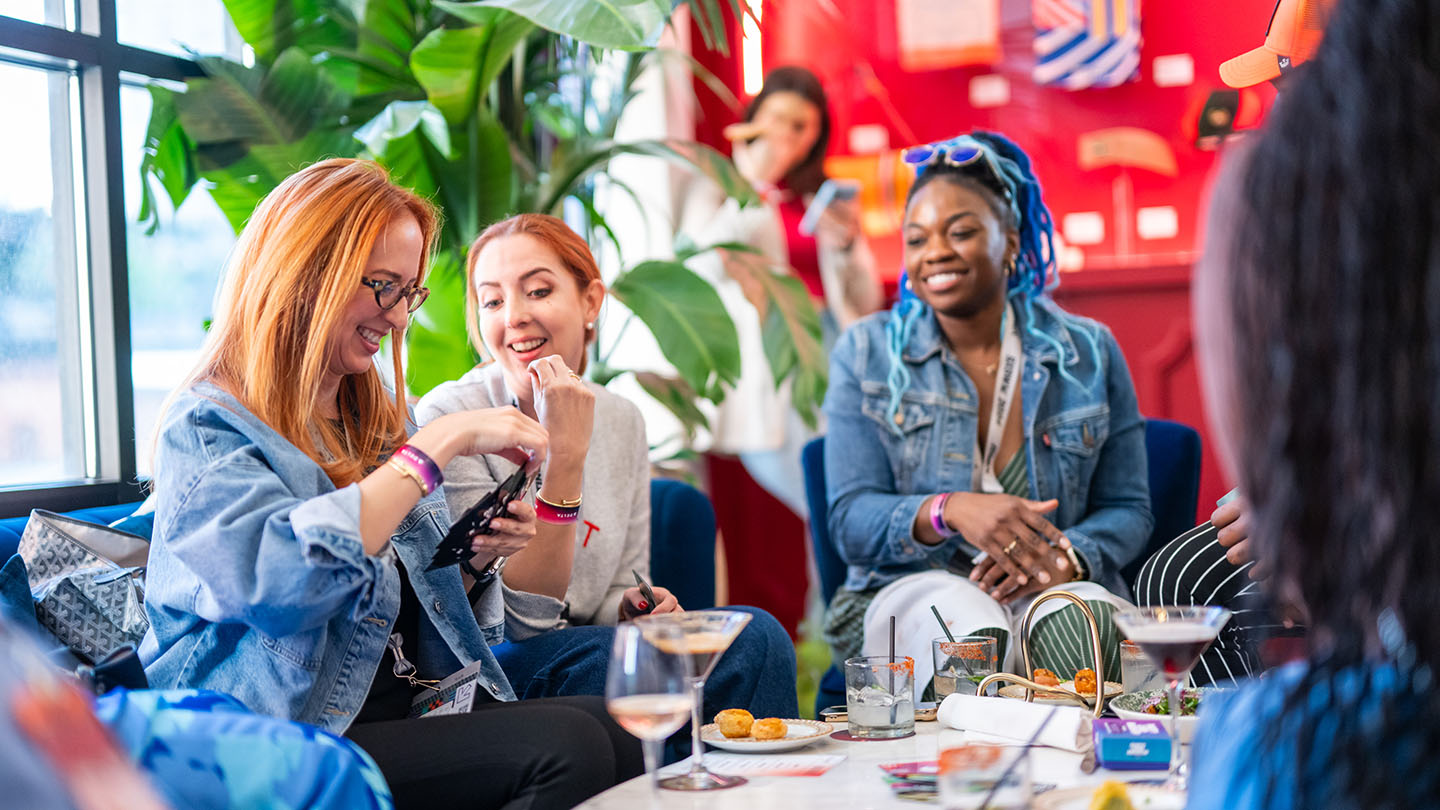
[903,276,913,291]
[585,321,594,329]
[1005,258,1017,276]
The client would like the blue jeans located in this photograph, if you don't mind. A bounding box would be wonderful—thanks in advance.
[494,606,799,759]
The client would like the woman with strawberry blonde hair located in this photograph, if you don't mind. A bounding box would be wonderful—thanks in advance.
[140,159,641,809]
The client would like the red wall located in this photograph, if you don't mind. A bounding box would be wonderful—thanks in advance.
[693,1,1284,519]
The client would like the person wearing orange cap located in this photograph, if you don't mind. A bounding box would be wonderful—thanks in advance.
[1219,0,1336,88]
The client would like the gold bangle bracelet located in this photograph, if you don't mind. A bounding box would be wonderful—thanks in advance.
[387,457,428,497]
[537,493,582,509]
[1064,545,1087,581]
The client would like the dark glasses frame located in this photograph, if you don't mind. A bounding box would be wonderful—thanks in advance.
[360,277,430,314]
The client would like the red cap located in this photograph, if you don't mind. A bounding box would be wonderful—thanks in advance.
[1220,0,1335,88]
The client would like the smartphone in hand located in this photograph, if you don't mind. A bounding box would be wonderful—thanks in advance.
[427,466,534,571]
[631,569,658,616]
[798,178,861,236]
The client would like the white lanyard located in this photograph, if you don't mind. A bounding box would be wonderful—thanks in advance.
[971,303,1023,493]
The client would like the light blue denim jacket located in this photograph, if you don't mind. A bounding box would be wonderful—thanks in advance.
[138,382,515,734]
[823,298,1152,597]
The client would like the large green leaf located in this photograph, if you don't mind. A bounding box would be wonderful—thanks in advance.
[177,49,342,148]
[355,99,452,156]
[406,249,482,395]
[411,11,532,125]
[348,0,424,95]
[411,27,487,123]
[609,260,740,402]
[137,85,198,233]
[221,0,349,65]
[436,0,669,50]
[756,270,827,429]
[632,371,708,443]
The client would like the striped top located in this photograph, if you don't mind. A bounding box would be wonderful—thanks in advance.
[996,449,1028,497]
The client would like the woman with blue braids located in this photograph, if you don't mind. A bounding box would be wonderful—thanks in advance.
[821,131,1152,690]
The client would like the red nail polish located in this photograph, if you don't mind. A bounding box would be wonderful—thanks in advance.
[638,600,649,610]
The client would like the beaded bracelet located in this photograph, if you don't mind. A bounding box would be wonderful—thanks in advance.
[389,444,443,496]
[536,493,581,525]
[930,492,960,538]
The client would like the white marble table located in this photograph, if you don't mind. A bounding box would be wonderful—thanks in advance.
[578,721,1175,809]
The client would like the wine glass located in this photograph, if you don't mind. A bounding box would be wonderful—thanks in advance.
[1111,605,1232,792]
[635,609,753,791]
[605,622,692,794]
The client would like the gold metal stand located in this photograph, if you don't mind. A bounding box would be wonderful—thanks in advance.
[974,590,1107,718]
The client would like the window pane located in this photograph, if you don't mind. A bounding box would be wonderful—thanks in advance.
[117,0,233,57]
[0,0,71,29]
[121,81,235,475]
[0,62,84,487]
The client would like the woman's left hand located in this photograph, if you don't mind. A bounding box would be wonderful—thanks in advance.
[469,499,538,561]
[528,354,595,464]
[618,585,683,622]
[970,532,1078,605]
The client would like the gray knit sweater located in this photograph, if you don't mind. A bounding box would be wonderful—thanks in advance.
[415,363,650,641]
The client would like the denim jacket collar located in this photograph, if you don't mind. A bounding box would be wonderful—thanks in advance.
[901,297,1081,370]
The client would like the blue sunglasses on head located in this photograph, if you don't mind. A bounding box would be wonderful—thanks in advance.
[901,138,1018,220]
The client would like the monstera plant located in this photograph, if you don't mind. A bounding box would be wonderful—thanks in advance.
[138,0,826,436]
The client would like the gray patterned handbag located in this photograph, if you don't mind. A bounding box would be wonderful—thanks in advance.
[17,509,150,662]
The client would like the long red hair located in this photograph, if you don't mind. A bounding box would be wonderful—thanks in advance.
[171,158,439,486]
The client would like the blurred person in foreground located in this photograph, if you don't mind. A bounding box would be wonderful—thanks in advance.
[1188,0,1440,806]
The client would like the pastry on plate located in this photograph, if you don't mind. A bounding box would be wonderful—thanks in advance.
[751,718,786,740]
[1074,668,1098,696]
[1088,780,1135,810]
[1032,668,1061,687]
[714,708,754,738]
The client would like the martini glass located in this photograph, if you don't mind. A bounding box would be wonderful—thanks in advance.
[635,609,753,790]
[1112,605,1231,791]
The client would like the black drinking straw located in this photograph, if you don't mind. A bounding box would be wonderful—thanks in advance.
[889,615,897,725]
[931,605,956,642]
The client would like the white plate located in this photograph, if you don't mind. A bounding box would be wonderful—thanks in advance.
[1109,688,1215,745]
[701,719,834,753]
[1032,784,1186,809]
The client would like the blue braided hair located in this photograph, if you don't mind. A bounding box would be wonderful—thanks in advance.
[883,130,1103,435]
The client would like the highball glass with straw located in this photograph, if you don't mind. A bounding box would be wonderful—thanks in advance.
[635,609,753,791]
[1111,605,1231,791]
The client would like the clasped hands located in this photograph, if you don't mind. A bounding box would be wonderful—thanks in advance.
[945,492,1079,605]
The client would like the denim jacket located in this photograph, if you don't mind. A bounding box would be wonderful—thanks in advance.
[823,298,1152,597]
[138,382,515,735]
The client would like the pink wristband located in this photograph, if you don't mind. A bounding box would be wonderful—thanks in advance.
[535,495,580,525]
[931,492,959,538]
[390,444,443,496]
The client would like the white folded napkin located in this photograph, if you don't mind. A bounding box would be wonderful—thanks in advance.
[936,693,1093,753]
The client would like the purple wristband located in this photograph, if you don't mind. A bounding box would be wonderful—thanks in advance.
[931,492,959,538]
[393,444,443,495]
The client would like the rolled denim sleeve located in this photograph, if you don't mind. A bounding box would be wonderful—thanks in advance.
[823,325,950,569]
[1062,329,1153,589]
[157,435,388,640]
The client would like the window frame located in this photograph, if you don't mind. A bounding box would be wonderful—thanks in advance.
[0,2,205,517]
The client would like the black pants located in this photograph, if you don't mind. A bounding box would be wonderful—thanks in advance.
[346,695,643,810]
[1132,521,1297,686]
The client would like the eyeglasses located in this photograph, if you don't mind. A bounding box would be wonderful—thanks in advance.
[359,277,430,314]
[901,138,1014,205]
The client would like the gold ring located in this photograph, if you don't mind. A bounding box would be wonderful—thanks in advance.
[569,372,582,381]
[1003,540,1018,555]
